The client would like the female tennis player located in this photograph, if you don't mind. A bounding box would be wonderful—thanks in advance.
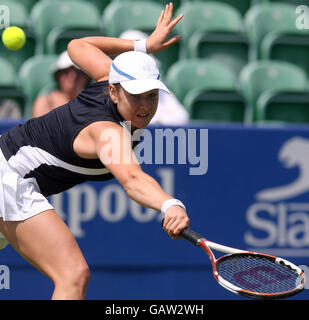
[0,3,189,299]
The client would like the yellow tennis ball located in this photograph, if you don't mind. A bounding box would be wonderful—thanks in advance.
[2,26,26,51]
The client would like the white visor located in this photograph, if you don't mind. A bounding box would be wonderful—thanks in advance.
[109,51,170,94]
[120,78,169,94]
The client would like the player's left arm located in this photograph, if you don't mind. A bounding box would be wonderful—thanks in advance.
[67,3,183,82]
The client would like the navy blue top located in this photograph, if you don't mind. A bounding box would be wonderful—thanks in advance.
[0,81,131,197]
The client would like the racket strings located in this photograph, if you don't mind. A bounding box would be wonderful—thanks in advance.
[216,254,302,294]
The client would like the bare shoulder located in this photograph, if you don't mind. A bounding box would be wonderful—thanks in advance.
[87,121,124,141]
[73,121,123,159]
[32,94,51,117]
[34,93,48,104]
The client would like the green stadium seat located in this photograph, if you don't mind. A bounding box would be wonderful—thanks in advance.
[261,5,309,76]
[115,0,182,11]
[256,92,309,124]
[0,58,16,87]
[18,55,58,118]
[102,1,178,74]
[188,0,252,16]
[166,59,238,102]
[166,58,247,122]
[39,0,111,16]
[16,0,38,13]
[87,0,112,13]
[0,57,26,116]
[153,41,180,75]
[37,82,57,97]
[176,2,249,74]
[245,3,309,61]
[30,0,102,54]
[154,0,182,10]
[102,1,163,37]
[238,60,308,122]
[184,88,247,123]
[0,0,28,27]
[256,0,306,5]
[262,35,309,78]
[0,0,36,71]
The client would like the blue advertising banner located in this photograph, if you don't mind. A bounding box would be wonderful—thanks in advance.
[0,121,308,300]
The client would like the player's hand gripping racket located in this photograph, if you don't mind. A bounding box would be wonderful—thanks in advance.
[179,226,306,299]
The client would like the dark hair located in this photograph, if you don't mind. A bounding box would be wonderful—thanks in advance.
[101,83,121,95]
[98,83,121,99]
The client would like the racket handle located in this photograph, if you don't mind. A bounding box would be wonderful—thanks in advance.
[181,228,204,246]
[161,219,204,246]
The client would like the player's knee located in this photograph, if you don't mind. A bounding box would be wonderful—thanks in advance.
[56,261,90,291]
[72,262,90,290]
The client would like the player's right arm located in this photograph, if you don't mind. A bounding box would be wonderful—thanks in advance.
[88,121,190,238]
[67,3,183,82]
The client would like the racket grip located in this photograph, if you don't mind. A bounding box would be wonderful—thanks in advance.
[181,228,204,246]
[161,219,204,246]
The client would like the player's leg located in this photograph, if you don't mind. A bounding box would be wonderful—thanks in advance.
[0,209,90,300]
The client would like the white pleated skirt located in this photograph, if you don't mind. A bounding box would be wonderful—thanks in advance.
[0,147,53,222]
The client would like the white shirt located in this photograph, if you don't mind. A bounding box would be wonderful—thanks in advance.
[150,91,189,126]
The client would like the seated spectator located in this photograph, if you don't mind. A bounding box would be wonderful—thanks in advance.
[32,51,90,117]
[120,30,189,126]
[0,98,21,119]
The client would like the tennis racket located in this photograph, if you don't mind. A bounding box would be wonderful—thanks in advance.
[180,227,306,299]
